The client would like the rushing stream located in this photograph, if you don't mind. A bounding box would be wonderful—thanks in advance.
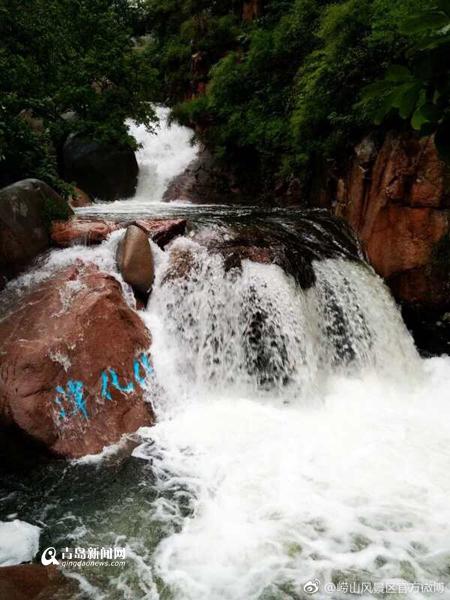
[1,108,450,600]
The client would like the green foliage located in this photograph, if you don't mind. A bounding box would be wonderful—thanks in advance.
[361,2,450,161]
[0,0,159,192]
[146,0,424,187]
[42,196,72,233]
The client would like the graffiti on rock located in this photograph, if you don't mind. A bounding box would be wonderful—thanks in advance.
[54,353,154,421]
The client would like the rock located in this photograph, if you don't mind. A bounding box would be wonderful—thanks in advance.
[331,132,450,310]
[365,204,447,278]
[116,225,155,295]
[51,217,122,247]
[0,264,154,459]
[68,187,92,209]
[0,565,75,600]
[163,148,245,204]
[62,134,139,201]
[0,179,73,287]
[163,247,196,283]
[134,218,187,247]
[52,217,187,249]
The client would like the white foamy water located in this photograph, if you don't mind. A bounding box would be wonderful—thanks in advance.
[132,240,450,600]
[0,520,41,566]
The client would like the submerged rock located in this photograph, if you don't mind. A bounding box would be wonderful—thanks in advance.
[62,134,139,201]
[0,264,154,460]
[116,225,155,295]
[0,179,73,288]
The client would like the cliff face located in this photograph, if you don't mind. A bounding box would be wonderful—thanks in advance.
[309,133,450,312]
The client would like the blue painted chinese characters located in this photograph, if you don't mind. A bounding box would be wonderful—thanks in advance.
[54,353,154,421]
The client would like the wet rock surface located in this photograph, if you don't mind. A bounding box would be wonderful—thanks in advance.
[68,187,92,209]
[0,263,153,460]
[0,179,73,288]
[51,217,123,246]
[329,132,450,312]
[52,217,187,249]
[116,225,155,295]
[165,212,363,290]
[163,148,248,205]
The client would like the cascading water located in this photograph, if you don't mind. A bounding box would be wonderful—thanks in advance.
[129,237,450,600]
[77,105,199,215]
[1,109,450,600]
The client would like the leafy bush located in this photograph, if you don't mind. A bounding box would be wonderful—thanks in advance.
[42,196,72,233]
[361,1,450,161]
[148,0,423,188]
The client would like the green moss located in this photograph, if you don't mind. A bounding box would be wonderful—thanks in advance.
[42,197,71,233]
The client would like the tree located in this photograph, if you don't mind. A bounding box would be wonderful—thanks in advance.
[0,0,159,191]
[362,1,450,160]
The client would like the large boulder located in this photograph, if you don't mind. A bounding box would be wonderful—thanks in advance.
[116,225,155,295]
[62,134,139,201]
[0,263,154,459]
[0,179,73,287]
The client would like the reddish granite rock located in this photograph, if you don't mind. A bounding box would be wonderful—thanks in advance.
[134,218,187,248]
[52,217,187,249]
[51,218,122,247]
[0,564,74,600]
[333,132,450,308]
[0,264,154,459]
[242,0,263,21]
[366,205,448,278]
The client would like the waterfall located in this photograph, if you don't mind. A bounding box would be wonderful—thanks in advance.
[76,105,199,215]
[129,106,199,204]
[128,237,450,600]
[3,108,450,600]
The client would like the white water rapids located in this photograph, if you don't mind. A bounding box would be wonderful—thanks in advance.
[2,108,450,600]
[132,238,450,600]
